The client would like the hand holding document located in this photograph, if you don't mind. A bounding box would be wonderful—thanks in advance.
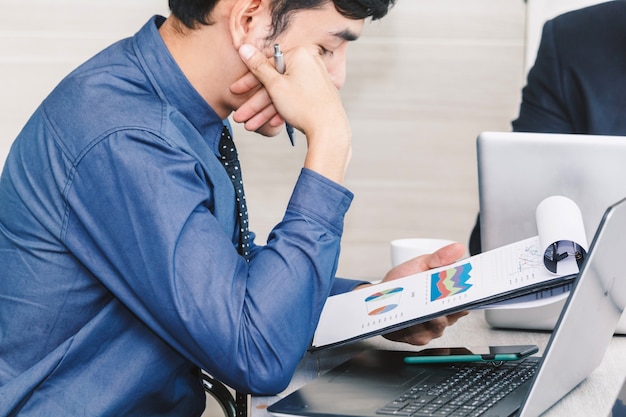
[312,196,588,350]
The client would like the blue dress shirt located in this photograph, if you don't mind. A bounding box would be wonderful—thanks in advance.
[0,16,357,416]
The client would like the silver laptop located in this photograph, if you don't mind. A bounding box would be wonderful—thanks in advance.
[477,131,626,332]
[268,197,626,417]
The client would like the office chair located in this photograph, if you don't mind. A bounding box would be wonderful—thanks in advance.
[202,372,237,417]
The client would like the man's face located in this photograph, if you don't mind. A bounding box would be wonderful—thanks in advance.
[269,2,364,90]
[235,1,364,136]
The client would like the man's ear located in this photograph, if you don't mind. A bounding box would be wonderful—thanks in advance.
[230,0,269,49]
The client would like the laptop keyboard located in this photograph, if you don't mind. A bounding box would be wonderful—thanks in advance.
[376,357,539,417]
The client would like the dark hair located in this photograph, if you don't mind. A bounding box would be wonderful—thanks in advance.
[169,0,396,35]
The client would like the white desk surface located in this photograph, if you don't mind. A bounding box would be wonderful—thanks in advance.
[250,311,626,416]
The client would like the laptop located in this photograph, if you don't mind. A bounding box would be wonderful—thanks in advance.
[476,131,626,332]
[268,197,626,417]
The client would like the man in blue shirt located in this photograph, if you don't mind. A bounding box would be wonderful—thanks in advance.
[0,0,467,415]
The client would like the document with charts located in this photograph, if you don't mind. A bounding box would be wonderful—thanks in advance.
[311,196,588,350]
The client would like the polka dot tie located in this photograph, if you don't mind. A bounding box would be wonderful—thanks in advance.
[219,125,250,260]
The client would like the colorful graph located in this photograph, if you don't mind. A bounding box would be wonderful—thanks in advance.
[364,287,403,316]
[430,263,473,301]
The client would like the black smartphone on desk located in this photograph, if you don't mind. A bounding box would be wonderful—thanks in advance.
[403,345,539,364]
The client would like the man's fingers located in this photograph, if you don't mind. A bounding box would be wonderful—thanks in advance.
[235,44,287,132]
[232,87,284,132]
[230,71,262,95]
[238,44,279,87]
[385,311,470,346]
[383,242,466,282]
[445,311,470,326]
[268,113,285,128]
[232,88,273,124]
[244,104,280,132]
[423,242,466,270]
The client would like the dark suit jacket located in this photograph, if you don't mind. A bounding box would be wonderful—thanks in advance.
[470,0,626,255]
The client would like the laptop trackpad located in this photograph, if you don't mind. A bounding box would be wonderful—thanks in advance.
[328,350,429,387]
[270,350,434,415]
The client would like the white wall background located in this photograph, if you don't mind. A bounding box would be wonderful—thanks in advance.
[1,1,538,283]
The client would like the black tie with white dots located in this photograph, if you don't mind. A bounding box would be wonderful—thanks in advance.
[219,125,251,416]
[218,125,251,260]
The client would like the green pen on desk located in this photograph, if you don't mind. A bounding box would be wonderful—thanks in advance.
[403,345,539,365]
[273,44,295,146]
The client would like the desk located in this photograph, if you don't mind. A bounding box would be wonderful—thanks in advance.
[250,311,626,416]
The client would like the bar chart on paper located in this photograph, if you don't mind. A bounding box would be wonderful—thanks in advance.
[430,263,473,302]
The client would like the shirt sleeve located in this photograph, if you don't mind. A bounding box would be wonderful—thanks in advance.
[63,131,354,394]
[331,277,369,295]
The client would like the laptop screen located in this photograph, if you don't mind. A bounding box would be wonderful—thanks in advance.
[518,196,626,416]
[477,131,626,251]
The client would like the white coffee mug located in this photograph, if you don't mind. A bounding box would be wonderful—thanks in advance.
[390,238,455,267]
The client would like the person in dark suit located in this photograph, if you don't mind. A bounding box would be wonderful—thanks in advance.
[470,0,626,255]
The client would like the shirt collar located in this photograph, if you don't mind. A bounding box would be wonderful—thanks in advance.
[133,16,224,146]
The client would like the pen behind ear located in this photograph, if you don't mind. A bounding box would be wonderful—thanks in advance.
[273,44,295,146]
